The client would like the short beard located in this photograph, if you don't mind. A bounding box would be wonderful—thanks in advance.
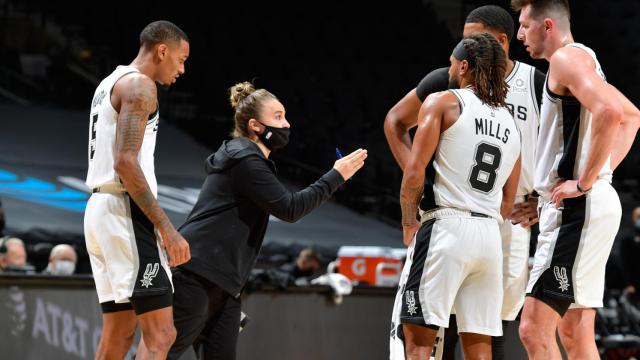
[448,76,460,90]
[156,81,170,92]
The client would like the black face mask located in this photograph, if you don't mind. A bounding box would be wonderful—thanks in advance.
[257,123,290,150]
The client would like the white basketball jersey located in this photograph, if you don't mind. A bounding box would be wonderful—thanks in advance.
[418,88,521,221]
[505,61,540,196]
[86,65,160,196]
[534,43,610,199]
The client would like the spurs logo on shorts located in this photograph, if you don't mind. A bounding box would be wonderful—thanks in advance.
[405,290,417,315]
[141,263,160,288]
[553,266,569,292]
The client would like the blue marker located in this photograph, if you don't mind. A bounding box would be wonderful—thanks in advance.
[335,147,350,181]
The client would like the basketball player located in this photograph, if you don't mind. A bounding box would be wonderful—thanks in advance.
[399,33,521,360]
[84,21,191,359]
[511,1,640,359]
[386,6,543,359]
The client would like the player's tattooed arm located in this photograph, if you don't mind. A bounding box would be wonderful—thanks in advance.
[399,141,426,246]
[400,180,423,246]
[400,183,423,227]
[398,92,452,245]
[114,74,190,266]
[114,75,171,229]
[399,91,453,225]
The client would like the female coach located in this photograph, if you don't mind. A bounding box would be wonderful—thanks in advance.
[167,82,368,359]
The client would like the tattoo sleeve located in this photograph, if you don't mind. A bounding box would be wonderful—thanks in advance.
[400,182,423,227]
[115,76,174,235]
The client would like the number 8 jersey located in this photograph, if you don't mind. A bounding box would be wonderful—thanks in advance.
[85,65,160,196]
[419,88,521,221]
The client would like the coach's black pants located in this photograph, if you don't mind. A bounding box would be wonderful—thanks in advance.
[168,268,241,360]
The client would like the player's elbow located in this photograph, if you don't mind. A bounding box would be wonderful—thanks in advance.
[600,102,623,125]
[384,110,406,137]
[114,153,137,176]
[402,166,422,186]
[631,110,640,130]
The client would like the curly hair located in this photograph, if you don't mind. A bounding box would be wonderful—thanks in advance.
[460,33,509,108]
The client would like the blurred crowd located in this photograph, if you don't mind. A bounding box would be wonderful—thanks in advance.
[0,198,77,276]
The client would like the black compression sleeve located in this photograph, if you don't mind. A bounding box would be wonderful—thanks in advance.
[415,67,450,102]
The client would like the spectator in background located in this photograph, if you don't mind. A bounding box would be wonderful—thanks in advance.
[621,207,640,294]
[0,237,29,272]
[279,248,322,279]
[246,248,323,291]
[42,244,77,275]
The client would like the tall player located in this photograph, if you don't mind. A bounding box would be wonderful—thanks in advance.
[387,6,543,359]
[84,21,191,359]
[399,33,521,360]
[511,1,640,359]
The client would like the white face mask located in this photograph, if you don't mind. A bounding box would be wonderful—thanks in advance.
[52,260,75,275]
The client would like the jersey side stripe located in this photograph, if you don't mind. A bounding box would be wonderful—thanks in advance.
[557,100,582,180]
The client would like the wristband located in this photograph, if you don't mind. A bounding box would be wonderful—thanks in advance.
[576,181,592,194]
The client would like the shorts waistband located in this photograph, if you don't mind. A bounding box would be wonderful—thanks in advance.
[92,183,126,194]
[420,208,490,224]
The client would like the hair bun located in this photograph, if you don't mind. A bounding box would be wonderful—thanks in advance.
[229,82,255,109]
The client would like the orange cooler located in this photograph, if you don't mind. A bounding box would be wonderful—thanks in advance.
[337,246,405,286]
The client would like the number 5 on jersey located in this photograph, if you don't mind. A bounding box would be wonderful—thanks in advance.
[89,113,98,161]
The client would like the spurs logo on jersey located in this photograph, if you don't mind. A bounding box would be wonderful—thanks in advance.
[535,43,610,199]
[504,61,541,196]
[419,88,521,221]
[86,65,160,197]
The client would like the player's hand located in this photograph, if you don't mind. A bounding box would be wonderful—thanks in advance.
[510,196,539,227]
[402,222,420,247]
[550,180,583,208]
[333,148,368,181]
[162,230,191,267]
